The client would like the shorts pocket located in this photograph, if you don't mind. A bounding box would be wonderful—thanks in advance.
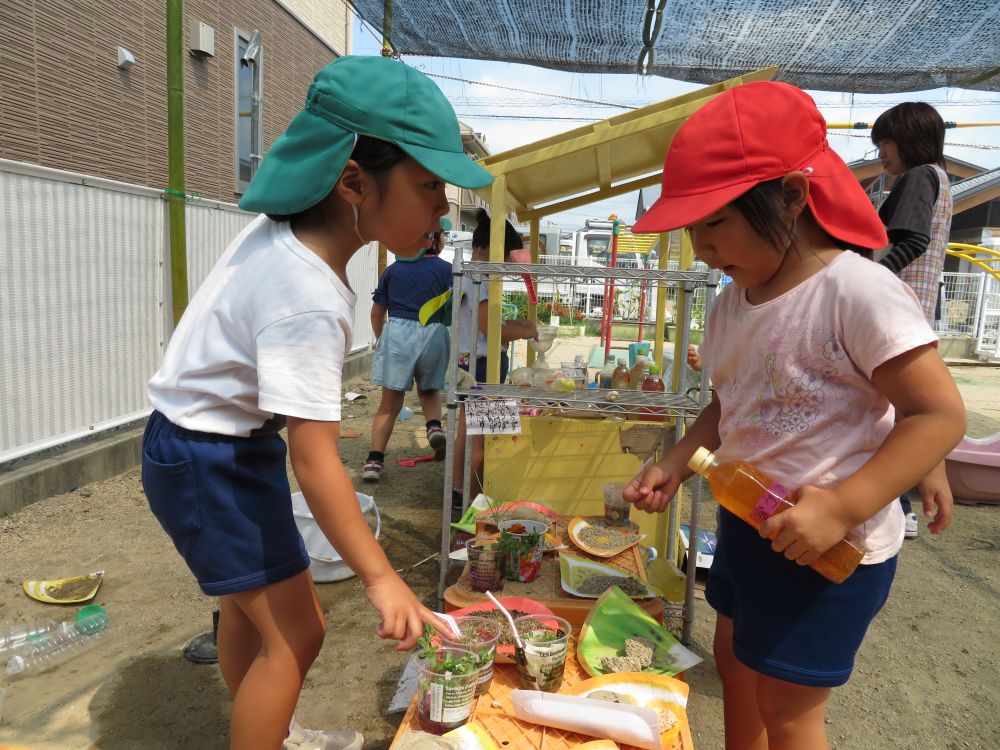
[142,451,201,536]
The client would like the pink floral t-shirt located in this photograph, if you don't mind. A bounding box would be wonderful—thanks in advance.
[700,251,937,563]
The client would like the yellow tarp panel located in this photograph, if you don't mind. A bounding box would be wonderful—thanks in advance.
[482,416,673,541]
[475,67,779,222]
[616,231,660,255]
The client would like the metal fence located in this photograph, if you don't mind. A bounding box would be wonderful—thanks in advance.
[0,159,379,463]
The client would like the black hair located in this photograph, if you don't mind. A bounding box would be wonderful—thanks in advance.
[730,179,795,251]
[870,102,946,170]
[266,135,407,223]
[472,208,522,256]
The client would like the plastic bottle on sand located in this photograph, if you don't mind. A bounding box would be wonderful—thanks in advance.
[4,606,109,677]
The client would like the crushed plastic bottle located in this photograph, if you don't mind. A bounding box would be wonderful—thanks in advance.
[0,619,59,656]
[399,405,414,421]
[4,605,109,678]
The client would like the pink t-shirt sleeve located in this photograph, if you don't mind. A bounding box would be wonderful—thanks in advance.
[836,262,938,379]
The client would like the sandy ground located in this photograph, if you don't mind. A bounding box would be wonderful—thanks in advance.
[0,364,998,750]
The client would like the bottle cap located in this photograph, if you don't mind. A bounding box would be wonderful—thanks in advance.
[687,446,716,476]
[647,364,661,375]
[75,604,109,634]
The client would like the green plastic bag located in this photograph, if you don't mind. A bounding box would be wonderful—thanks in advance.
[577,586,702,678]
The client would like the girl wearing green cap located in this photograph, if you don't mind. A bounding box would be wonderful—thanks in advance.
[142,56,493,750]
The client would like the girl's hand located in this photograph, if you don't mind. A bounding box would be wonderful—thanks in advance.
[623,457,688,513]
[758,486,855,565]
[686,345,702,372]
[364,572,448,651]
[918,461,954,534]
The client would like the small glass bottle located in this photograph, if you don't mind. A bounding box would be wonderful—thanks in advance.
[598,356,616,389]
[629,347,650,390]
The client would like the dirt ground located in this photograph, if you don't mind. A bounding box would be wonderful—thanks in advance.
[1,365,998,750]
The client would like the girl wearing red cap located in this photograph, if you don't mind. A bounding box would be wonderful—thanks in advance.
[143,56,493,750]
[625,82,965,749]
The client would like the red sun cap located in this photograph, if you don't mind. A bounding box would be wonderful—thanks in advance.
[633,81,887,251]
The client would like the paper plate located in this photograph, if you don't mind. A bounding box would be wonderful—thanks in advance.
[574,742,622,750]
[565,672,691,750]
[567,516,645,558]
[23,570,104,604]
[442,723,500,749]
[448,596,555,664]
[577,587,703,679]
[559,552,655,599]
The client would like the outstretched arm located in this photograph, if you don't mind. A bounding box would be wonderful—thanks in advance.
[287,417,445,650]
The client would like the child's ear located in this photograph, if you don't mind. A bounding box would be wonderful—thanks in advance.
[335,159,367,207]
[780,172,810,218]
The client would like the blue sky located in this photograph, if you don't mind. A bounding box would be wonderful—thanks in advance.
[351,17,1000,232]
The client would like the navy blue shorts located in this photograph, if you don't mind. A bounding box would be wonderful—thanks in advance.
[706,508,897,687]
[141,411,309,596]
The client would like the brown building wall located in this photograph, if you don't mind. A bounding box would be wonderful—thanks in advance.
[0,0,340,203]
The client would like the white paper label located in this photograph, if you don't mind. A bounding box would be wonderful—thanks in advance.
[465,398,521,435]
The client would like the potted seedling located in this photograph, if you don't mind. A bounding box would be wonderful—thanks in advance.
[414,626,480,734]
[498,519,547,582]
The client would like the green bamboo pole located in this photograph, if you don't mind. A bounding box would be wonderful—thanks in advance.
[166,0,188,328]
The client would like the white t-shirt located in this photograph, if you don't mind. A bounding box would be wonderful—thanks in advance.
[148,215,356,436]
[699,251,936,564]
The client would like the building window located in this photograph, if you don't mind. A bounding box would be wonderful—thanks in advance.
[235,29,263,194]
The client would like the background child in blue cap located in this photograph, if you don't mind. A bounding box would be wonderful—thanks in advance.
[363,219,454,481]
[142,56,493,750]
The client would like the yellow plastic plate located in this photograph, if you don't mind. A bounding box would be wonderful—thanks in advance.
[23,570,104,604]
[567,516,645,558]
[564,672,692,750]
[442,723,500,749]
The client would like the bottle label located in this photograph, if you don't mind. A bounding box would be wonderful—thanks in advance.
[750,482,789,524]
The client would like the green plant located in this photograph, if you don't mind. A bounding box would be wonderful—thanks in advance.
[416,624,480,675]
[497,527,541,556]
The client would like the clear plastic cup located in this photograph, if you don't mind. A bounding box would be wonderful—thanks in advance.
[439,616,501,696]
[514,614,571,692]
[465,537,504,593]
[415,646,479,734]
[603,481,632,526]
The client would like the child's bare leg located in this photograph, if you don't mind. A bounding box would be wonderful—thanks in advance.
[221,570,326,750]
[756,673,831,750]
[371,387,406,453]
[714,615,767,750]
[216,596,261,697]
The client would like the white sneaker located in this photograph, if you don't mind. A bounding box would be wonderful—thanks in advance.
[283,719,364,750]
[904,512,919,540]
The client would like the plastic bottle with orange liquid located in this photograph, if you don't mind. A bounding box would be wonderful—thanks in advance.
[687,447,864,583]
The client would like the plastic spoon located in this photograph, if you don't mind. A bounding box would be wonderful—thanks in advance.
[433,611,462,639]
[485,591,540,690]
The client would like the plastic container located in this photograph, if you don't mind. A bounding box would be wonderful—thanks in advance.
[439,616,501,696]
[514,614,571,692]
[629,346,650,390]
[688,447,864,583]
[5,606,109,677]
[399,406,414,421]
[602,481,631,526]
[0,619,58,656]
[610,360,630,390]
[291,491,381,582]
[498,519,547,583]
[415,647,480,734]
[597,356,616,388]
[640,364,666,421]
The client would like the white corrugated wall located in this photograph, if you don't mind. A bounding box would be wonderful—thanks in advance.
[0,160,379,463]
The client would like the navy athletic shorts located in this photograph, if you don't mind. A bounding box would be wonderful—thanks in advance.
[141,410,309,596]
[706,507,897,687]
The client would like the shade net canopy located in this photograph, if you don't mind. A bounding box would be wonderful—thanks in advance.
[352,0,1000,93]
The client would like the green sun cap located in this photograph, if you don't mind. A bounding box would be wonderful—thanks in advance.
[239,56,494,216]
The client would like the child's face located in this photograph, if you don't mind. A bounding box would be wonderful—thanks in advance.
[369,158,450,258]
[688,205,786,289]
[876,139,906,176]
